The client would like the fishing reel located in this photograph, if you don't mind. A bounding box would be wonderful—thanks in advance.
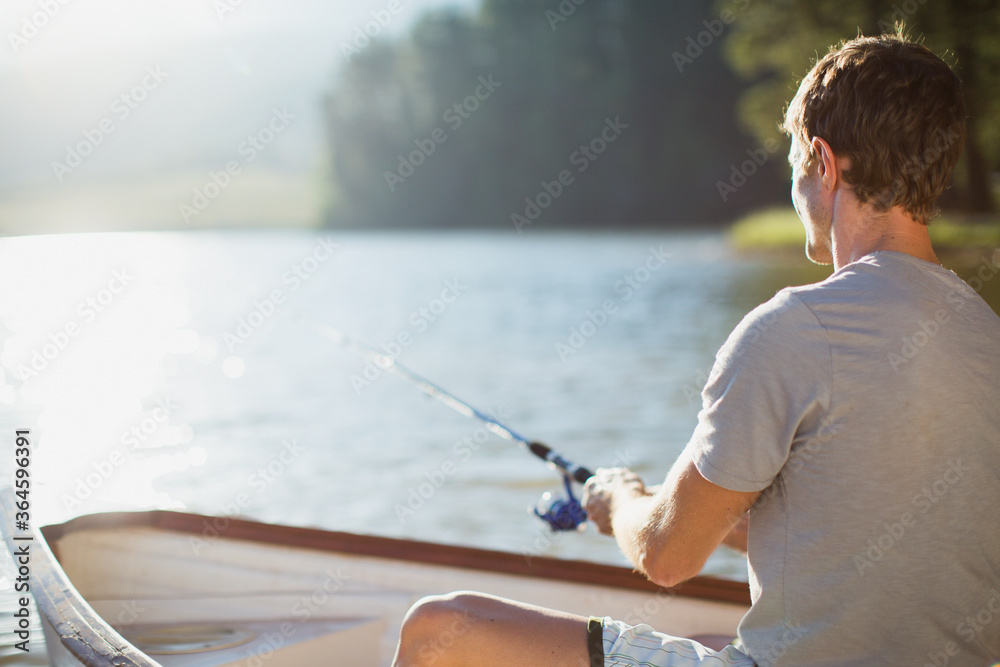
[533,473,588,532]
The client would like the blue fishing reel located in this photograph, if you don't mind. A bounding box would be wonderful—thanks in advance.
[533,474,588,531]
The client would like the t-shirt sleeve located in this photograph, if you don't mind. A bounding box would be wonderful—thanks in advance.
[686,290,831,493]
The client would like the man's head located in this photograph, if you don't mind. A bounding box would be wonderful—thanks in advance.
[782,29,965,229]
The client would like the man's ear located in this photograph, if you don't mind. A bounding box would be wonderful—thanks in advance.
[810,136,838,190]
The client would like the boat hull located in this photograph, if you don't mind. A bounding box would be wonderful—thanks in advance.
[3,494,750,666]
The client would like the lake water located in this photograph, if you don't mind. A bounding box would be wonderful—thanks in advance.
[1,229,996,663]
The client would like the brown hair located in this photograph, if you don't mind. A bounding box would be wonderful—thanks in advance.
[782,28,965,224]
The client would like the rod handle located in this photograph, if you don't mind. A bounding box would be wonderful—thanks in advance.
[528,441,594,484]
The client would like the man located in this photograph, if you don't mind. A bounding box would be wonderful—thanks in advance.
[392,29,1000,666]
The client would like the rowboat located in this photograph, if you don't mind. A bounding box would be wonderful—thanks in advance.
[1,490,750,666]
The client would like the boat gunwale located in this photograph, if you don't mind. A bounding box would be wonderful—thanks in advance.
[41,508,751,606]
[0,490,163,667]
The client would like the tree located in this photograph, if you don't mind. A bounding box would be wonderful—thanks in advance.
[321,0,780,229]
[722,0,999,214]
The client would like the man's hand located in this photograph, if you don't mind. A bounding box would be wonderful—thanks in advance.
[582,467,647,536]
[580,454,760,589]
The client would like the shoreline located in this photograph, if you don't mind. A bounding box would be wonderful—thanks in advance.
[728,207,1000,259]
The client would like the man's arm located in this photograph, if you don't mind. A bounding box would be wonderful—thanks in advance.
[643,481,750,554]
[583,450,758,588]
[722,512,749,554]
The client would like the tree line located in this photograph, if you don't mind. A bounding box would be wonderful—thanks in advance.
[322,0,998,230]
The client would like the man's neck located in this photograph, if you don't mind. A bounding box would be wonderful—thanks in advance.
[830,207,939,271]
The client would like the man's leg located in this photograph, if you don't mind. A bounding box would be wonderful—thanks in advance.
[392,590,594,667]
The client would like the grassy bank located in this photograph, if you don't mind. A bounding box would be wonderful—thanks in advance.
[729,207,1000,252]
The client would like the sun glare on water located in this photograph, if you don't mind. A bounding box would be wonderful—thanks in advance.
[0,234,217,524]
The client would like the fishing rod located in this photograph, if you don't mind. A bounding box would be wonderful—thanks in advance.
[309,319,593,531]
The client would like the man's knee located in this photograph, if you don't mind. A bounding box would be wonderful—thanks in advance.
[397,591,481,664]
[403,592,473,634]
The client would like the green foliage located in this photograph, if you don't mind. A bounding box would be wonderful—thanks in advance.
[729,207,805,249]
[723,0,1000,214]
[322,1,786,229]
[322,0,1000,230]
[930,216,1000,248]
[729,207,1000,250]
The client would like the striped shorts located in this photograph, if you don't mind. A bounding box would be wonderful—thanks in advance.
[588,617,756,666]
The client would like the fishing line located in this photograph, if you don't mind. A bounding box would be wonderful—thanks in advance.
[307,317,593,531]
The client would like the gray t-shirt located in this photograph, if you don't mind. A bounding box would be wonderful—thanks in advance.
[686,251,1000,666]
